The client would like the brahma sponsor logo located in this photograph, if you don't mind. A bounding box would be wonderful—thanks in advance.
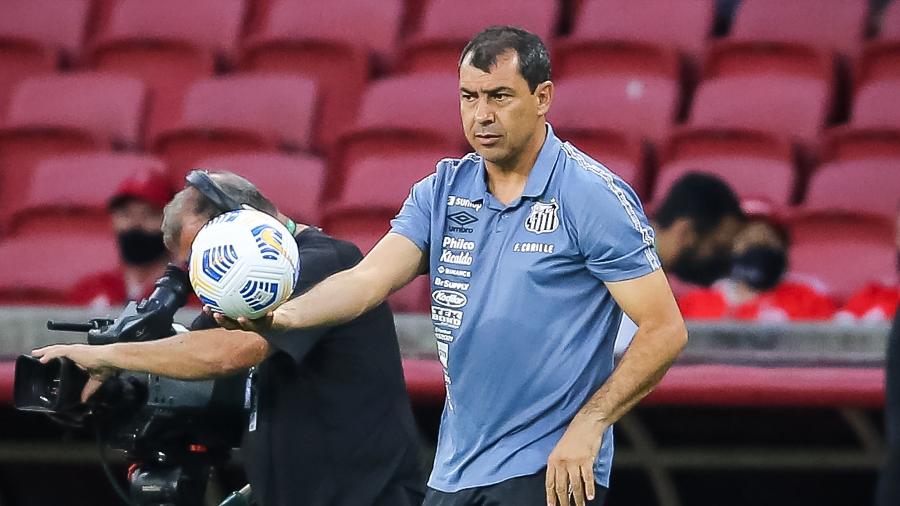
[432,307,463,328]
[448,195,482,211]
[432,289,467,308]
[442,236,475,251]
[434,276,470,291]
[437,266,471,278]
[513,242,555,253]
[440,249,473,266]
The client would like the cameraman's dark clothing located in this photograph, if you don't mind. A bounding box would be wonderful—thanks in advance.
[876,306,900,506]
[192,227,424,506]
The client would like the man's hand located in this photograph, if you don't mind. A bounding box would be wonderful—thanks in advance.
[204,306,281,334]
[546,414,603,506]
[32,344,111,370]
[81,369,114,403]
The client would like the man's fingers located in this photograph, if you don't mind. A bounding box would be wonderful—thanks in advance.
[554,465,570,506]
[212,312,240,330]
[568,464,585,506]
[81,378,103,403]
[545,465,557,506]
[580,463,596,501]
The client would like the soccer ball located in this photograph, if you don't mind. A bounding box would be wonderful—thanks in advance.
[189,209,300,319]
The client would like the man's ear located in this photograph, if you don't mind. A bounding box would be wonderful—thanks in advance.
[534,81,553,116]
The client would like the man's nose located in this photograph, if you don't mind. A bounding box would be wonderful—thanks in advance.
[474,98,494,125]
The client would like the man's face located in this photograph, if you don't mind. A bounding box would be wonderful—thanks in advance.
[172,213,208,265]
[111,200,163,234]
[671,216,744,286]
[459,51,550,167]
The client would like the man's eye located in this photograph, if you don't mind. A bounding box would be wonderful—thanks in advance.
[462,94,475,102]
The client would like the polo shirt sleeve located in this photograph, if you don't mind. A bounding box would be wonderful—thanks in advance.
[389,172,436,253]
[575,175,660,282]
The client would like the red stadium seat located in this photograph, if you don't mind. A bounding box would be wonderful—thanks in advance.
[552,75,679,146]
[567,0,713,62]
[402,0,559,74]
[196,153,327,225]
[332,151,446,214]
[0,0,90,117]
[9,153,166,234]
[389,275,431,314]
[240,0,403,149]
[804,158,900,219]
[823,127,900,161]
[705,41,834,82]
[788,212,895,301]
[688,75,830,146]
[848,79,900,128]
[0,74,147,222]
[858,2,900,87]
[654,128,795,204]
[555,39,681,81]
[334,75,464,191]
[730,0,868,59]
[0,231,118,304]
[153,76,317,182]
[89,0,246,143]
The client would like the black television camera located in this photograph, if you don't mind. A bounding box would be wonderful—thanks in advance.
[13,264,245,506]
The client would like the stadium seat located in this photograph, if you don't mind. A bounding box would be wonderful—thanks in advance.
[0,74,147,223]
[332,151,447,214]
[9,153,166,234]
[704,41,834,82]
[654,128,795,204]
[847,79,900,128]
[334,75,464,190]
[803,158,899,219]
[555,38,681,81]
[730,0,868,59]
[566,0,713,63]
[788,212,895,301]
[240,0,404,149]
[89,0,246,143]
[389,275,431,314]
[857,0,900,86]
[196,153,327,225]
[402,0,559,74]
[0,0,90,118]
[152,76,317,182]
[0,231,118,305]
[688,75,830,146]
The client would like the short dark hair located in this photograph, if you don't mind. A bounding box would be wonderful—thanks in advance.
[459,25,551,92]
[655,172,745,235]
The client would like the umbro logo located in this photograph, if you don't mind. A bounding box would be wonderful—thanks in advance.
[449,211,478,226]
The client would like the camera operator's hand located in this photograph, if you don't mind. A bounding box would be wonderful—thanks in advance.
[32,344,111,371]
[81,369,114,403]
[205,306,281,334]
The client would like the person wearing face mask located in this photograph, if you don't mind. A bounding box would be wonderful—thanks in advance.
[67,169,174,308]
[678,209,837,321]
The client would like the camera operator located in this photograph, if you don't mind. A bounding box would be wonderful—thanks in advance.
[34,172,425,506]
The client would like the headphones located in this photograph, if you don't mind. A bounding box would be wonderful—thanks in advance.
[185,169,297,235]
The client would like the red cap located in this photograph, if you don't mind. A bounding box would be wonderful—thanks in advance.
[108,170,174,211]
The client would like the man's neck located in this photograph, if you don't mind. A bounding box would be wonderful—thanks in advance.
[485,123,547,206]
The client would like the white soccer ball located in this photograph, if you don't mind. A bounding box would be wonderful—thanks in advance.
[189,209,300,319]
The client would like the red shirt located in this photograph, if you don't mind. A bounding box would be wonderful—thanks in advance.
[67,270,156,308]
[679,280,837,322]
[837,282,900,321]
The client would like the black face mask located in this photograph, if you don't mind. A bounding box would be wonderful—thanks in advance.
[117,229,167,266]
[731,246,788,292]
[670,246,733,287]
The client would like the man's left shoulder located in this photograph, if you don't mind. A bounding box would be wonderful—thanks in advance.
[555,142,643,210]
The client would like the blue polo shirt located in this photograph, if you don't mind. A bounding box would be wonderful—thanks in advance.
[390,124,660,492]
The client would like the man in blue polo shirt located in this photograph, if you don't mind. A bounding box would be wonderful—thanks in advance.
[225,25,687,506]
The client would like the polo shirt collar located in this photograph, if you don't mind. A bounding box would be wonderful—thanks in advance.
[471,123,562,203]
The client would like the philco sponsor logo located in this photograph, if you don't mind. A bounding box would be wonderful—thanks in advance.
[448,195,482,211]
[440,249,474,266]
[437,266,472,278]
[524,199,559,234]
[513,242,555,253]
[432,289,467,308]
[442,236,475,251]
[434,276,470,291]
[448,211,478,233]
[432,307,463,328]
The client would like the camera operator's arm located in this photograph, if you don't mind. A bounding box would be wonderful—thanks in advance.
[219,233,427,334]
[33,328,270,381]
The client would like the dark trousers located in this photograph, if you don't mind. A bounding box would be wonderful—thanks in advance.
[876,307,900,506]
[423,470,608,506]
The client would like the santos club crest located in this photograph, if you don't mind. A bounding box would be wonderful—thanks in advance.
[524,199,559,234]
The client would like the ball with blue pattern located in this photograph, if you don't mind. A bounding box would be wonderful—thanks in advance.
[189,209,300,319]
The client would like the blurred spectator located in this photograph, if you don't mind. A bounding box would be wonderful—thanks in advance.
[678,213,837,321]
[837,206,900,322]
[652,172,746,288]
[67,170,174,309]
